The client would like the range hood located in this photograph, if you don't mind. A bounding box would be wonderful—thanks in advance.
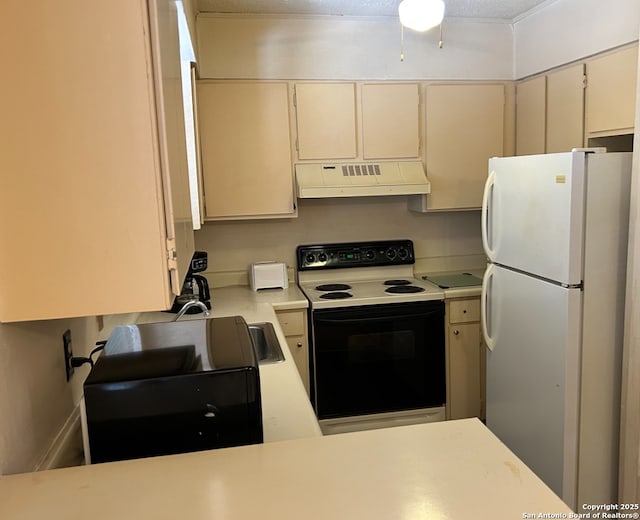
[295,161,431,198]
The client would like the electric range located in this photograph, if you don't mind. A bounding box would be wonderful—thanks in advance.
[296,240,447,435]
[296,240,444,308]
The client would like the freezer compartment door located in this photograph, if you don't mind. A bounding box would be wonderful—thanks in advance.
[483,152,585,285]
[483,264,582,509]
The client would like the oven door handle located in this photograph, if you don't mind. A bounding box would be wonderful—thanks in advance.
[314,312,439,325]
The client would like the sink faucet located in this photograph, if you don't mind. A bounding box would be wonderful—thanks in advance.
[173,300,211,321]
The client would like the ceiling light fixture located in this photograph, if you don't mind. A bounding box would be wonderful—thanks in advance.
[398,0,445,32]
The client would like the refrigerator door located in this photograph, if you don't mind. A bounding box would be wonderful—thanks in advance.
[482,264,582,509]
[482,152,585,285]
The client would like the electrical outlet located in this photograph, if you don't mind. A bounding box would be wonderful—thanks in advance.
[63,329,74,381]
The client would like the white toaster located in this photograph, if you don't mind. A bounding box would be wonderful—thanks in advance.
[249,262,289,291]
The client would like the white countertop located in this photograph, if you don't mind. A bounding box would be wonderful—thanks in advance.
[0,418,572,519]
[417,268,485,299]
[135,274,485,446]
[137,284,322,443]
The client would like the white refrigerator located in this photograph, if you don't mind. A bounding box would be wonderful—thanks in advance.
[481,150,632,510]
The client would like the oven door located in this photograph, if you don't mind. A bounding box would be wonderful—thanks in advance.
[312,300,445,419]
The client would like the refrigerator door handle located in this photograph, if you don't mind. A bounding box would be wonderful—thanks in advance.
[481,263,496,351]
[481,170,496,261]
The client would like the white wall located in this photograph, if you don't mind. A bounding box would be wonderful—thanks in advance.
[195,198,484,280]
[197,14,514,80]
[0,313,137,475]
[514,0,640,78]
[0,320,76,474]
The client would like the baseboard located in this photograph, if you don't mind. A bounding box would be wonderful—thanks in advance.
[35,405,84,471]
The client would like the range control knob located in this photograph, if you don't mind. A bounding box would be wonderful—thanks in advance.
[305,253,316,264]
[397,247,408,259]
[386,248,396,259]
[365,250,375,260]
[318,253,328,263]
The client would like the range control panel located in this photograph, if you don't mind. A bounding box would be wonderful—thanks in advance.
[296,240,415,271]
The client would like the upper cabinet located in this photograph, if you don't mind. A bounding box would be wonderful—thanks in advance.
[0,0,194,322]
[586,45,639,137]
[515,44,636,157]
[197,81,295,220]
[546,64,585,153]
[361,83,420,159]
[515,76,546,156]
[295,83,357,160]
[293,82,420,161]
[517,65,586,156]
[412,83,504,211]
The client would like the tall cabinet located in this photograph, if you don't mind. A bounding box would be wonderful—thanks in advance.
[0,0,194,322]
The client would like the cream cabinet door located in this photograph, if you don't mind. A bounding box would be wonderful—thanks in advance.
[0,0,192,322]
[294,83,357,160]
[446,298,484,421]
[148,0,195,295]
[197,81,295,219]
[361,83,420,159]
[448,323,482,420]
[546,64,585,153]
[586,45,638,137]
[424,84,504,210]
[516,76,546,156]
[276,309,310,395]
[286,335,310,396]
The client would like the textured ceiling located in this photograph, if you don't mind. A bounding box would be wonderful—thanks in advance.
[196,0,552,20]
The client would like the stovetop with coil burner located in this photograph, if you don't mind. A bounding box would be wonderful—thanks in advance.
[296,240,444,309]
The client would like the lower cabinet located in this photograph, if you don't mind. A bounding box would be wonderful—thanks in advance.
[276,308,310,396]
[446,297,485,420]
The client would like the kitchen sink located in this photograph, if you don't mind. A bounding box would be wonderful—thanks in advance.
[248,322,285,364]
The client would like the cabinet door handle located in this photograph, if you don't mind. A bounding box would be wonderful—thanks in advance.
[453,329,460,335]
[297,342,303,348]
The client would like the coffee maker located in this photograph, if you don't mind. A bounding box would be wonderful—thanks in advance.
[168,251,211,314]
